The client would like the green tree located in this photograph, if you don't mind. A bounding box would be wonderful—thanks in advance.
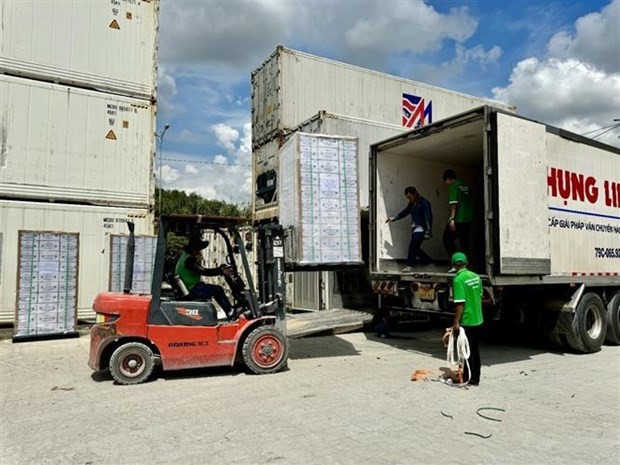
[155,188,251,219]
[154,188,251,272]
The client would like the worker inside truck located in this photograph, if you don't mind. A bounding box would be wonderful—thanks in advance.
[173,237,238,320]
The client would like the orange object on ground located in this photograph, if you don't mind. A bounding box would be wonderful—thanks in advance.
[410,368,436,381]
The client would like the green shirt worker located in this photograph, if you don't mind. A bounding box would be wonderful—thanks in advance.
[442,169,474,263]
[175,237,236,320]
[451,252,483,386]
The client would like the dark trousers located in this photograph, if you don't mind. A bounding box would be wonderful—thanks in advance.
[407,231,433,266]
[190,282,233,316]
[462,325,481,384]
[443,222,471,257]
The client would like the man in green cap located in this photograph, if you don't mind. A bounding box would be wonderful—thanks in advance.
[451,251,483,385]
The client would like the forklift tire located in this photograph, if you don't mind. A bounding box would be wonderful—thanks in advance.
[109,342,155,385]
[605,291,620,345]
[242,325,288,375]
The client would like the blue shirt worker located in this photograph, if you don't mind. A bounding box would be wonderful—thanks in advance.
[386,186,433,272]
[451,252,483,386]
[175,237,236,320]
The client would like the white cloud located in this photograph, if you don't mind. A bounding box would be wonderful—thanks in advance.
[157,67,179,116]
[213,154,228,165]
[547,0,620,73]
[159,0,288,69]
[170,158,252,204]
[212,123,240,152]
[343,4,477,67]
[158,165,180,184]
[493,1,620,147]
[493,58,619,121]
[159,1,480,72]
[240,122,252,156]
[456,44,503,68]
[409,43,503,89]
[168,129,208,144]
[160,122,253,205]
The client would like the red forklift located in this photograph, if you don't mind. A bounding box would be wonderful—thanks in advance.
[88,215,289,384]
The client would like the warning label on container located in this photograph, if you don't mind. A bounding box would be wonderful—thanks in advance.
[109,19,120,30]
[106,130,117,140]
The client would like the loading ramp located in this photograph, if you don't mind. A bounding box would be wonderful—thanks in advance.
[286,308,374,338]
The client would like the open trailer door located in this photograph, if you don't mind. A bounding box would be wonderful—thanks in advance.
[491,110,551,276]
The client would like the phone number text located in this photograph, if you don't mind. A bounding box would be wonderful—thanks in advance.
[594,248,620,258]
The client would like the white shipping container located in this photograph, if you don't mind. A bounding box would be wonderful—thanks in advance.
[0,200,154,323]
[252,46,516,145]
[0,75,155,208]
[289,269,374,312]
[254,112,406,216]
[290,270,328,311]
[0,0,159,100]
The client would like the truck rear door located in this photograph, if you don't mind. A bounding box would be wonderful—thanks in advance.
[491,111,551,275]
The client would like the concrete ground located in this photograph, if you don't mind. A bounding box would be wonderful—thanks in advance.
[1,327,618,465]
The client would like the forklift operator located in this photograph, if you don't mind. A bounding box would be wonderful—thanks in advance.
[175,237,236,320]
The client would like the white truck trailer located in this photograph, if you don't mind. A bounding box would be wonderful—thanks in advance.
[369,106,620,353]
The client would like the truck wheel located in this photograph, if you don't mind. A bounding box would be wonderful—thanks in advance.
[109,342,155,385]
[605,292,620,345]
[242,325,288,374]
[564,329,586,353]
[570,292,607,353]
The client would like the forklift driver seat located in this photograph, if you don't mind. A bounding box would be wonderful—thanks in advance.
[165,272,194,301]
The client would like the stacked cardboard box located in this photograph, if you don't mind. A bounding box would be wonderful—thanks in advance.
[15,232,78,337]
[110,235,157,294]
[279,133,362,265]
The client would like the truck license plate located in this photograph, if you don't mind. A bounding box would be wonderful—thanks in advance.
[418,285,435,301]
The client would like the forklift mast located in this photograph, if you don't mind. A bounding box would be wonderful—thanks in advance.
[256,224,286,326]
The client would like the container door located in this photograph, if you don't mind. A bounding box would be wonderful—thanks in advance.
[493,112,551,275]
[292,271,326,311]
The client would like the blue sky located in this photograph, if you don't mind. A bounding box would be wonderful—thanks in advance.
[156,0,620,205]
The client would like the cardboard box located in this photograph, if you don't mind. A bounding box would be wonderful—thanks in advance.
[279,133,362,265]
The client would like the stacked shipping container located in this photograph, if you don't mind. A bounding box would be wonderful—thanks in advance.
[251,47,515,311]
[0,0,157,99]
[0,0,160,328]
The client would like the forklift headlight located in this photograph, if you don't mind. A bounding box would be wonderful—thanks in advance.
[95,313,119,324]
